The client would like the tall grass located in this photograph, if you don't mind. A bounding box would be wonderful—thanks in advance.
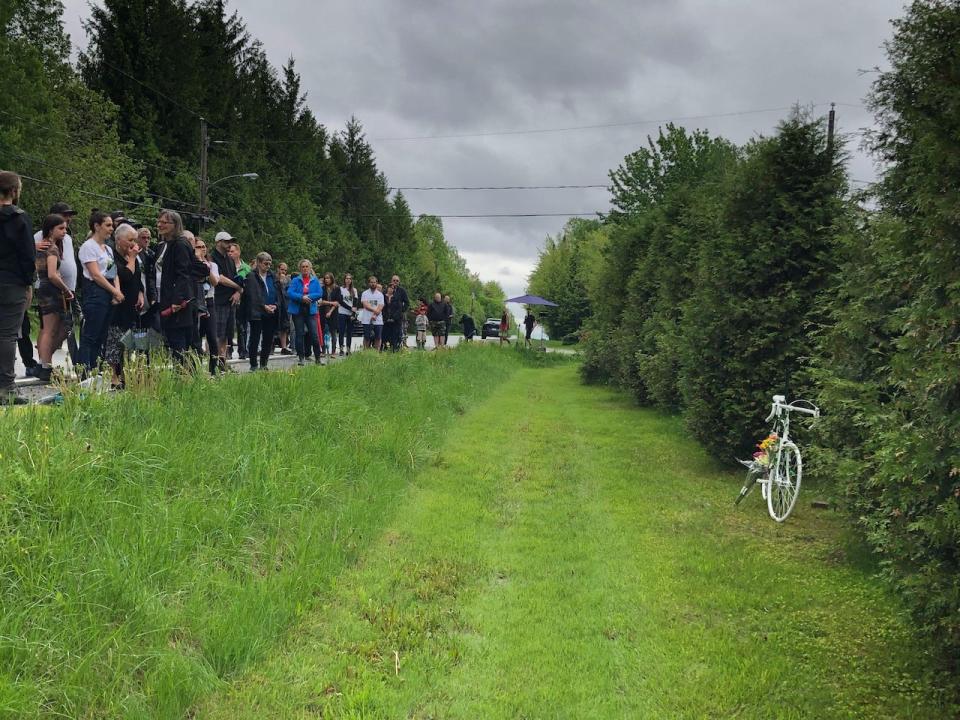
[0,346,520,718]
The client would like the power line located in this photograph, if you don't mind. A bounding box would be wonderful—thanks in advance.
[0,146,204,210]
[17,172,218,220]
[209,102,858,145]
[256,210,602,219]
[96,57,207,121]
[0,108,192,179]
[391,184,608,191]
[371,102,854,141]
[420,212,601,218]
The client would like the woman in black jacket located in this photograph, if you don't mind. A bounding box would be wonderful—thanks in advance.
[382,284,404,352]
[156,210,196,364]
[0,171,35,404]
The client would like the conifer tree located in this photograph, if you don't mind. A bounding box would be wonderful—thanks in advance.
[677,112,846,457]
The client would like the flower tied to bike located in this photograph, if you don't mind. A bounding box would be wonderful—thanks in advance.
[752,432,779,468]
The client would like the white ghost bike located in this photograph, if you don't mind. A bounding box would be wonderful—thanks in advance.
[735,395,820,522]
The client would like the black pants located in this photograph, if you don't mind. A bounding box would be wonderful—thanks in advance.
[1,284,29,394]
[337,313,353,353]
[191,308,204,356]
[384,320,401,352]
[235,306,248,358]
[248,314,278,369]
[325,314,337,355]
[198,312,219,374]
[18,308,37,368]
[163,326,192,365]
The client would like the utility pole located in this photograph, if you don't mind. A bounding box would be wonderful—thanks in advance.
[199,117,209,229]
[827,103,836,155]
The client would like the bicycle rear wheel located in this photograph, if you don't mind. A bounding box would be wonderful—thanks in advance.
[768,441,802,522]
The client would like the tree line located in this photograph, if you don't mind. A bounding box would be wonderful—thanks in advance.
[0,0,506,322]
[529,0,960,670]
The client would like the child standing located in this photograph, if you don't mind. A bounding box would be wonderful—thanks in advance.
[414,298,428,349]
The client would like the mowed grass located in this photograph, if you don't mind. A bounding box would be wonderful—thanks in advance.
[201,364,955,719]
[0,346,524,719]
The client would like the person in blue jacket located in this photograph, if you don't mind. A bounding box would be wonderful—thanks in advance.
[287,259,324,365]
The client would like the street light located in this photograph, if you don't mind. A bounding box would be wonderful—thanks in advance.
[208,172,259,188]
[198,172,259,228]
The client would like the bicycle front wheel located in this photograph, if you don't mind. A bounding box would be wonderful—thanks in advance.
[768,441,802,522]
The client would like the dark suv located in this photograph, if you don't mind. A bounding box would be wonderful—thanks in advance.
[480,318,501,339]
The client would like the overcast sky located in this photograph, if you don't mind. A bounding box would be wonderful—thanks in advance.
[60,0,904,299]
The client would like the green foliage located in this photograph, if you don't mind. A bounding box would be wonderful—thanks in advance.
[402,215,505,328]
[527,218,600,339]
[678,113,846,457]
[564,0,960,671]
[812,0,960,662]
[0,0,147,225]
[201,365,955,718]
[1,0,491,313]
[578,125,737,400]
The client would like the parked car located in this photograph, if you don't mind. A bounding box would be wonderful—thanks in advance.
[480,318,501,339]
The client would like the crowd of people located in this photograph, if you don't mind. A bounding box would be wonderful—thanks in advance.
[0,171,481,406]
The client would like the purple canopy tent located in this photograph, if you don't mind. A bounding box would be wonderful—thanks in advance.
[505,294,558,349]
[505,294,558,307]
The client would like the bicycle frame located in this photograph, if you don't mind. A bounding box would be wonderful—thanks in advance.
[736,395,819,521]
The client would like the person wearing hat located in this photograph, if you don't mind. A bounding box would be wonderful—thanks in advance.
[208,230,243,371]
[31,201,79,370]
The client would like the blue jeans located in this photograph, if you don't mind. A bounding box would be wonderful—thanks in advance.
[292,312,322,360]
[363,323,382,346]
[78,281,113,372]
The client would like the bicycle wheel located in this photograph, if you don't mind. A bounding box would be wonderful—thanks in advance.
[735,468,761,506]
[768,441,802,522]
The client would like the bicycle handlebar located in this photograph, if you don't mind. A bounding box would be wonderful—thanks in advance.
[766,397,820,422]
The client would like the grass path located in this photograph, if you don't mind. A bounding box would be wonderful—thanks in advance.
[201,364,951,719]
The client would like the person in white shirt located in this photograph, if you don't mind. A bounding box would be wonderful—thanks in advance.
[27,202,79,373]
[337,273,359,355]
[77,211,122,373]
[193,237,220,374]
[359,274,384,351]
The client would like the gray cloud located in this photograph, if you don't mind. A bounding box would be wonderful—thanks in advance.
[62,0,904,298]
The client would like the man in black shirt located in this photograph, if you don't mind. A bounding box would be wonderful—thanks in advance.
[208,231,244,370]
[524,310,536,347]
[427,292,447,349]
[390,274,409,347]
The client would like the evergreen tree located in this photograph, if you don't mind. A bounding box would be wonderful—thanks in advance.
[527,218,599,340]
[813,0,960,659]
[677,112,846,457]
